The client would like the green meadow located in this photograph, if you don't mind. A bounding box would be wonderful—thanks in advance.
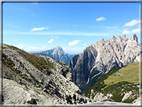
[104,62,139,86]
[85,62,140,103]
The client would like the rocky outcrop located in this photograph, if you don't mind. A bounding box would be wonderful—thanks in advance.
[2,44,89,105]
[32,46,74,65]
[68,34,141,93]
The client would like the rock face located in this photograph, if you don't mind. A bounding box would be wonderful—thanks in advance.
[68,34,141,93]
[32,46,74,65]
[2,44,89,105]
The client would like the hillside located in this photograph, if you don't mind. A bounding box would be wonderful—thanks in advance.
[68,34,140,94]
[84,62,140,104]
[2,44,89,105]
[32,46,74,65]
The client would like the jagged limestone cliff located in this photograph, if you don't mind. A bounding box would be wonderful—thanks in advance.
[68,34,140,93]
[2,44,89,105]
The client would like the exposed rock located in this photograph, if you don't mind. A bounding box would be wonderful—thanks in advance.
[32,46,74,65]
[27,98,37,104]
[130,33,138,43]
[2,44,89,105]
[68,34,140,93]
[122,91,132,102]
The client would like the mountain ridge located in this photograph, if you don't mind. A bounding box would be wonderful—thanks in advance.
[68,33,140,94]
[84,62,140,104]
[2,44,89,105]
[32,46,74,65]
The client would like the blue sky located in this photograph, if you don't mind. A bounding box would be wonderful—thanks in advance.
[3,3,140,54]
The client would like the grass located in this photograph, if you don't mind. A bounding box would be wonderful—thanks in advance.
[84,67,121,98]
[45,57,56,71]
[104,62,139,86]
[84,62,139,103]
[102,81,139,102]
[2,53,15,68]
[35,99,39,101]
[4,44,58,89]
[5,45,53,72]
[33,89,40,94]
[65,67,70,72]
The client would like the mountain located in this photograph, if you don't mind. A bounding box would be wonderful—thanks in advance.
[2,44,89,105]
[84,62,140,104]
[68,34,141,94]
[31,46,74,65]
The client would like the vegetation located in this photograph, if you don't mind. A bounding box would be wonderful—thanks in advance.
[5,45,56,73]
[33,89,40,94]
[104,62,139,85]
[84,62,139,103]
[25,68,44,89]
[65,67,70,72]
[2,53,15,68]
[45,57,56,71]
[102,81,139,102]
[84,67,122,98]
[35,99,39,101]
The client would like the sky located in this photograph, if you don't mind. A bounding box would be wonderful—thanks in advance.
[3,2,140,54]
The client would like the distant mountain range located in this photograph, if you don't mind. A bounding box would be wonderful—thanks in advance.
[68,33,141,94]
[31,46,74,65]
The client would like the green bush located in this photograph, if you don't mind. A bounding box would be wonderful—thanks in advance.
[33,90,40,94]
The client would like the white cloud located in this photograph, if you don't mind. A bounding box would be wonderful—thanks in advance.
[63,39,67,41]
[122,28,140,34]
[124,19,139,27]
[13,44,25,49]
[132,28,140,33]
[31,27,49,31]
[63,48,67,50]
[83,44,86,46]
[48,39,54,44]
[96,17,106,21]
[68,40,80,46]
[13,44,47,52]
[122,29,131,34]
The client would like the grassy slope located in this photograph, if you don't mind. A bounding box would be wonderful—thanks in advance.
[104,62,139,86]
[84,62,139,103]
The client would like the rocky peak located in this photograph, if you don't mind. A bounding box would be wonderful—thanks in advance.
[99,38,105,44]
[69,33,140,94]
[111,35,116,38]
[52,46,65,56]
[55,46,62,49]
[54,46,63,51]
[117,35,122,42]
[122,34,128,41]
[130,33,138,43]
[90,43,95,47]
[109,35,116,41]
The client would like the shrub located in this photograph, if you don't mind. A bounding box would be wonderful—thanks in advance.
[34,89,40,94]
